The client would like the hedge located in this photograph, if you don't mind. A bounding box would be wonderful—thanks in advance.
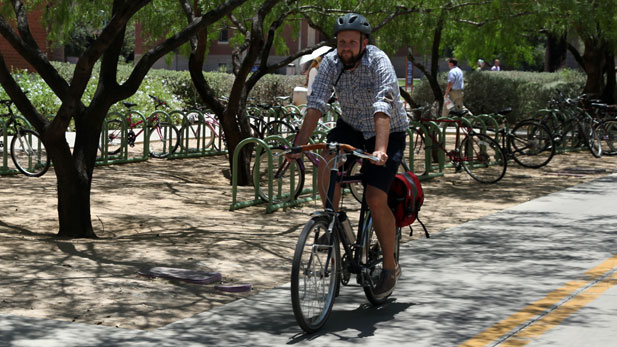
[412,69,587,123]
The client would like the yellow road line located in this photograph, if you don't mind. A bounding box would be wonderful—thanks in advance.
[459,254,617,347]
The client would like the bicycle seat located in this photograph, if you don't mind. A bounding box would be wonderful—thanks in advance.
[497,107,512,115]
[449,109,469,117]
[123,102,138,109]
[591,103,609,109]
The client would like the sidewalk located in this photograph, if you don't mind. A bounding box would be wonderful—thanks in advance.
[1,173,616,346]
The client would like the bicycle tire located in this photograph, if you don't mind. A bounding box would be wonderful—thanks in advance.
[10,129,50,177]
[362,213,401,305]
[408,127,427,176]
[102,119,123,155]
[263,120,297,143]
[252,146,304,203]
[291,215,340,333]
[510,120,555,168]
[582,120,602,158]
[148,122,179,158]
[595,119,617,156]
[460,133,507,184]
[347,159,364,203]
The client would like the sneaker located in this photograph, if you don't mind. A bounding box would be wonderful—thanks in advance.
[373,263,401,300]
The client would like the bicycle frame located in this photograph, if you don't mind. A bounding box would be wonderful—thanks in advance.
[309,145,373,280]
[418,116,473,164]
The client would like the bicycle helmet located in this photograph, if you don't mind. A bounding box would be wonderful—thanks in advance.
[333,13,371,37]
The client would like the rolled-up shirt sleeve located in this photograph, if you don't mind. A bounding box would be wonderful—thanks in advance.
[371,54,399,118]
[306,55,337,115]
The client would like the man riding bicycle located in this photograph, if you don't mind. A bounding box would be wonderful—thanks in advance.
[288,13,409,299]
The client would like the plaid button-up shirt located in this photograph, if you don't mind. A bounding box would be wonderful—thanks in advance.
[307,45,409,139]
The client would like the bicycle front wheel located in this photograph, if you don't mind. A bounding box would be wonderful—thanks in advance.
[291,216,340,333]
[102,119,123,156]
[148,122,179,158]
[347,159,364,203]
[460,133,507,183]
[510,120,555,168]
[362,213,401,305]
[10,129,50,177]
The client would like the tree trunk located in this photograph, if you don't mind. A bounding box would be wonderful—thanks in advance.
[602,50,616,104]
[581,38,606,97]
[544,32,567,72]
[43,113,99,238]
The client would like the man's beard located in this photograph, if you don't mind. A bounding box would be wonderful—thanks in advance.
[340,52,357,66]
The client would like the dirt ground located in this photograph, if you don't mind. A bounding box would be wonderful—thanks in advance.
[0,149,615,330]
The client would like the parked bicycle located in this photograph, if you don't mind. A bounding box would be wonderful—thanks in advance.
[409,109,507,183]
[485,108,555,168]
[102,101,179,158]
[0,97,50,176]
[284,142,400,333]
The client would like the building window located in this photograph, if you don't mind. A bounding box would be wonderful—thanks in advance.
[219,28,229,43]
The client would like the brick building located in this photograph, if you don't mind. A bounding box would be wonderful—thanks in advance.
[0,8,64,71]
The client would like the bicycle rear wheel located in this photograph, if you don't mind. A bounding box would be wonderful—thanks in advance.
[10,129,50,177]
[510,120,555,168]
[460,133,507,183]
[291,216,340,333]
[148,122,179,158]
[252,146,304,202]
[361,213,401,305]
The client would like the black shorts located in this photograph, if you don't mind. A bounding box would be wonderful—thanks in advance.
[326,119,406,193]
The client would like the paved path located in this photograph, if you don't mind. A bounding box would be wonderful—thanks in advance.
[2,174,617,347]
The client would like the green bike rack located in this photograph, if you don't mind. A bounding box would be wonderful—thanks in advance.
[96,111,148,166]
[230,136,319,213]
[0,118,11,175]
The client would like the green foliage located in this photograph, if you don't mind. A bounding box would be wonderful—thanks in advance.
[2,62,306,127]
[412,69,586,123]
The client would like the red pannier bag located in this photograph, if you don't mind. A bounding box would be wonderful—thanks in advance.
[388,169,429,238]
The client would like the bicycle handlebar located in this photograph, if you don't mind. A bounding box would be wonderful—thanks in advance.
[279,142,379,162]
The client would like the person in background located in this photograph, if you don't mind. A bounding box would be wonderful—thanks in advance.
[491,59,501,71]
[476,59,486,71]
[442,57,468,117]
[306,56,322,96]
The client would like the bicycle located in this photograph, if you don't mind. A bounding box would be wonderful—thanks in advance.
[593,118,617,156]
[0,97,50,176]
[285,142,401,333]
[102,101,179,158]
[409,109,507,183]
[486,108,555,168]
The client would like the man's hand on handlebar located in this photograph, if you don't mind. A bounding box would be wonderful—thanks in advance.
[370,151,388,166]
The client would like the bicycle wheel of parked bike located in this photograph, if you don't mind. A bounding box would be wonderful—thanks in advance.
[10,129,50,177]
[510,120,555,168]
[262,120,297,143]
[148,122,179,158]
[460,133,507,183]
[362,212,401,306]
[594,119,617,156]
[252,146,304,203]
[291,215,340,333]
[102,119,123,155]
[408,127,427,176]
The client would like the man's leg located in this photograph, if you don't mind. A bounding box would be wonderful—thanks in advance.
[365,185,396,270]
